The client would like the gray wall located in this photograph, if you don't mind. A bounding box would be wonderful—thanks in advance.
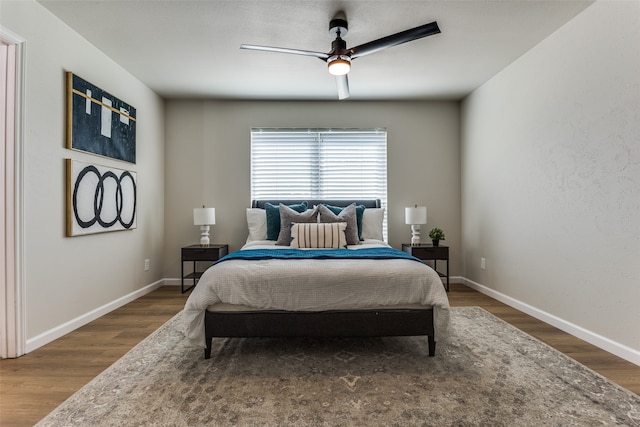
[164,100,460,278]
[461,0,639,357]
[1,1,166,341]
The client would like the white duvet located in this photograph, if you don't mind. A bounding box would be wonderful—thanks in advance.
[183,240,450,348]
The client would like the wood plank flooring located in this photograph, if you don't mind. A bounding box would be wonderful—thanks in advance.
[1,284,638,426]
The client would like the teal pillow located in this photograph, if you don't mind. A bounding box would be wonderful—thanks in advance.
[265,202,307,240]
[325,204,365,241]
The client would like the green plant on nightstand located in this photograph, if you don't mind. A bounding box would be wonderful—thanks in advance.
[428,228,445,247]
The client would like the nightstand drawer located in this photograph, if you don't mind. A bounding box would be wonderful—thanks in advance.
[408,246,448,260]
[182,244,228,261]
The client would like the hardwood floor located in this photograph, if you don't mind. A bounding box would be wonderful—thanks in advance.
[1,284,638,426]
[0,286,189,427]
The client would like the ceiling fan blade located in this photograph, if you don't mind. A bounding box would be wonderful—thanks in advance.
[336,74,350,100]
[240,44,329,60]
[349,21,440,59]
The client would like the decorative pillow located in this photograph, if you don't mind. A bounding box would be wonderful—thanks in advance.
[290,222,347,249]
[265,202,307,241]
[318,203,360,245]
[361,207,385,241]
[246,208,267,242]
[323,203,366,241]
[276,204,319,245]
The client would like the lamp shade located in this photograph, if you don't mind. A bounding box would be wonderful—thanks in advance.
[193,207,216,225]
[405,206,427,225]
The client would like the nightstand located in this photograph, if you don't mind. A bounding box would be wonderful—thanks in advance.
[402,243,449,292]
[181,244,229,293]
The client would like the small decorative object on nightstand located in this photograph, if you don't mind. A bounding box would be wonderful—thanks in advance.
[405,205,427,246]
[181,244,228,293]
[193,206,216,246]
[428,227,445,247]
[402,243,449,292]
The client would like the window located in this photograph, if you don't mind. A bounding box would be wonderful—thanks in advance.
[251,128,387,237]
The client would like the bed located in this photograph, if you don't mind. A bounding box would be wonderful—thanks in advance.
[183,199,450,359]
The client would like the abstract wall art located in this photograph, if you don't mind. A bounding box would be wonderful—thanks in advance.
[66,159,137,236]
[66,72,136,163]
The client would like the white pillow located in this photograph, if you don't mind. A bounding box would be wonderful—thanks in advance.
[246,208,267,242]
[361,208,385,241]
[290,222,347,248]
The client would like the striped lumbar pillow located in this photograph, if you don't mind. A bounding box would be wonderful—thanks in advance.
[290,222,348,249]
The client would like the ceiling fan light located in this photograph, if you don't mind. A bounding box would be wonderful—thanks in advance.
[328,56,351,76]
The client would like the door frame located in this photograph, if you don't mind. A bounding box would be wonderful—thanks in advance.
[1,25,26,359]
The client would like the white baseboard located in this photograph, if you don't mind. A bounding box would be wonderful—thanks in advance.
[461,277,640,367]
[25,279,166,353]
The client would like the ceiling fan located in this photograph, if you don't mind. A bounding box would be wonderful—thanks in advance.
[240,13,441,100]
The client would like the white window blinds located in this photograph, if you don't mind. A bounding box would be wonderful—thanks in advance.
[251,128,387,204]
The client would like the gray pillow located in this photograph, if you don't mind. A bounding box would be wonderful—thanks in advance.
[276,204,319,245]
[318,203,360,245]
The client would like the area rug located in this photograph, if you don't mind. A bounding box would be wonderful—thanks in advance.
[37,307,640,426]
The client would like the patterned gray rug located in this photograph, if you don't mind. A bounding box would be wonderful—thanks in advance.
[37,307,640,426]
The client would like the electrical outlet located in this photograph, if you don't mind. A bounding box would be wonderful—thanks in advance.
[480,257,486,271]
[144,259,150,271]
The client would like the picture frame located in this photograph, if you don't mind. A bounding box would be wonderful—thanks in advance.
[66,72,136,163]
[66,159,137,237]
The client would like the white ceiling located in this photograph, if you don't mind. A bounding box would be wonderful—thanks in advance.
[38,0,594,101]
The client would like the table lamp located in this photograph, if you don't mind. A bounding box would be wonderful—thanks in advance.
[405,205,427,246]
[193,206,216,246]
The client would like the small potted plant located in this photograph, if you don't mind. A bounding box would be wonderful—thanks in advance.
[428,228,445,246]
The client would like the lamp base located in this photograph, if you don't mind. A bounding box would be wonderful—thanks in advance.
[410,225,421,246]
[200,225,211,247]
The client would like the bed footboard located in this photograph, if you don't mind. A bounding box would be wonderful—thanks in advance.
[204,308,436,359]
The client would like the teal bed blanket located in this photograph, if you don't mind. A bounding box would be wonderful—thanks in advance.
[216,247,422,264]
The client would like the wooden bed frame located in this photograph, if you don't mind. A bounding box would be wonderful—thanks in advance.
[204,199,437,359]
